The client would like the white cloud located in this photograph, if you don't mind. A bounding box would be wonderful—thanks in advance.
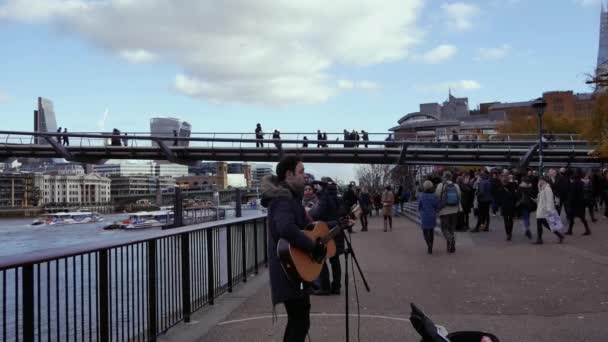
[412,44,457,64]
[575,0,602,7]
[441,2,480,32]
[475,44,511,61]
[337,79,381,90]
[0,0,424,105]
[416,80,481,93]
[119,49,157,64]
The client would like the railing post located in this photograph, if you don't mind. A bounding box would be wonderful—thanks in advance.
[147,241,157,341]
[241,223,247,282]
[206,229,215,305]
[226,225,233,292]
[22,265,34,342]
[181,233,191,323]
[253,220,259,274]
[263,218,268,267]
[99,249,110,342]
[235,188,242,218]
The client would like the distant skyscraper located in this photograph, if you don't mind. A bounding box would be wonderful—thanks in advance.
[597,2,608,92]
[150,117,192,147]
[33,97,58,144]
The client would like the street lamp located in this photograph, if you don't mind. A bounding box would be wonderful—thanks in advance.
[532,98,547,175]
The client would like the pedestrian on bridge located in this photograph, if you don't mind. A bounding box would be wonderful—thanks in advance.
[418,180,439,254]
[316,130,322,148]
[255,123,264,147]
[302,136,308,148]
[122,133,128,147]
[272,130,282,149]
[62,128,69,146]
[361,130,369,148]
[56,127,62,144]
[173,130,178,146]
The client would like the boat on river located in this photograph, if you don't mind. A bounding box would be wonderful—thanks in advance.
[31,212,104,226]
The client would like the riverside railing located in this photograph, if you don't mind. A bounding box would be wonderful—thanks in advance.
[0,213,268,342]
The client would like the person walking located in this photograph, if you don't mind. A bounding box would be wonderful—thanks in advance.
[255,123,264,147]
[435,171,461,253]
[583,171,597,222]
[566,170,591,236]
[62,128,69,146]
[382,186,395,231]
[472,172,492,232]
[517,176,535,240]
[272,130,282,149]
[358,187,371,231]
[418,180,439,254]
[122,133,129,147]
[173,129,178,146]
[496,174,519,241]
[316,130,323,148]
[56,127,62,145]
[458,175,474,231]
[534,177,565,244]
[361,130,369,148]
[373,192,382,216]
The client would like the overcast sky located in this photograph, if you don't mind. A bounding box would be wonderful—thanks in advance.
[0,0,602,181]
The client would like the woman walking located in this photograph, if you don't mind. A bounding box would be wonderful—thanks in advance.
[566,170,591,236]
[418,181,439,254]
[358,187,371,231]
[382,186,395,232]
[497,174,519,241]
[534,177,565,245]
[517,176,535,240]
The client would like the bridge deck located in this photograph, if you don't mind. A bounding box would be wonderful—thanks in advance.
[160,213,608,341]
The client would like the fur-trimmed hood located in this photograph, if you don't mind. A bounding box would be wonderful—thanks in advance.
[260,175,294,208]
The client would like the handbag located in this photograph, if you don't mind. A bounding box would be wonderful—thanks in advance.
[546,211,563,232]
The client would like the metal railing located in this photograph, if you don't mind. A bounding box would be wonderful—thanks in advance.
[0,213,268,341]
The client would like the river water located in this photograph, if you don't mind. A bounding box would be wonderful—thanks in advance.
[0,210,260,341]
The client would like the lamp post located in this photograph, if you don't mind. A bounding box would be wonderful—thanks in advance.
[532,98,547,175]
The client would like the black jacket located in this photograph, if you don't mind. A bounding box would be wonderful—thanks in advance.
[309,183,345,253]
[496,182,519,215]
[261,176,315,305]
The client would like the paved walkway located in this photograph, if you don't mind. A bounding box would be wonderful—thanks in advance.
[162,212,608,342]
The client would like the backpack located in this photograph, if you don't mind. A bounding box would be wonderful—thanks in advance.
[441,182,459,207]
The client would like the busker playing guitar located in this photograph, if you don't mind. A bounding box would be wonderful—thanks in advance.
[261,156,327,342]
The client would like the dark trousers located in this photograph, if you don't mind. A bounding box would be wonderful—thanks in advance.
[475,202,491,230]
[360,211,368,231]
[568,213,590,234]
[440,213,457,253]
[422,229,434,252]
[536,218,564,242]
[503,214,514,238]
[587,204,596,221]
[319,255,341,292]
[283,296,311,342]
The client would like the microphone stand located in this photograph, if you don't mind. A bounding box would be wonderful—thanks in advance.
[342,228,370,342]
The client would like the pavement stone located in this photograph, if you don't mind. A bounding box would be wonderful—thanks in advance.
[162,212,608,342]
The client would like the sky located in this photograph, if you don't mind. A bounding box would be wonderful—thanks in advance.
[0,0,605,181]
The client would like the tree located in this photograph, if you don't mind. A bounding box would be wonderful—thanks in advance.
[355,164,392,193]
[584,94,608,157]
[497,111,587,138]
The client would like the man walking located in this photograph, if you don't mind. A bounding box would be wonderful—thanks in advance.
[435,171,461,253]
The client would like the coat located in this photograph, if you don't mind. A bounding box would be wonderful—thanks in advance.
[496,182,518,216]
[418,191,439,230]
[381,190,394,216]
[309,183,344,253]
[536,184,556,219]
[567,179,586,218]
[261,175,315,305]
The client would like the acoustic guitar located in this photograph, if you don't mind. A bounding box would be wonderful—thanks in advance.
[277,221,342,283]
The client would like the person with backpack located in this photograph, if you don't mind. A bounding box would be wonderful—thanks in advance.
[418,180,439,254]
[517,176,536,240]
[434,171,461,253]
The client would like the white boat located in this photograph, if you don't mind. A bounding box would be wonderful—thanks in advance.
[32,212,104,226]
[113,210,174,229]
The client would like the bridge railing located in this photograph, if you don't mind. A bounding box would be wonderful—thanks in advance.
[0,130,590,151]
[0,213,268,342]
